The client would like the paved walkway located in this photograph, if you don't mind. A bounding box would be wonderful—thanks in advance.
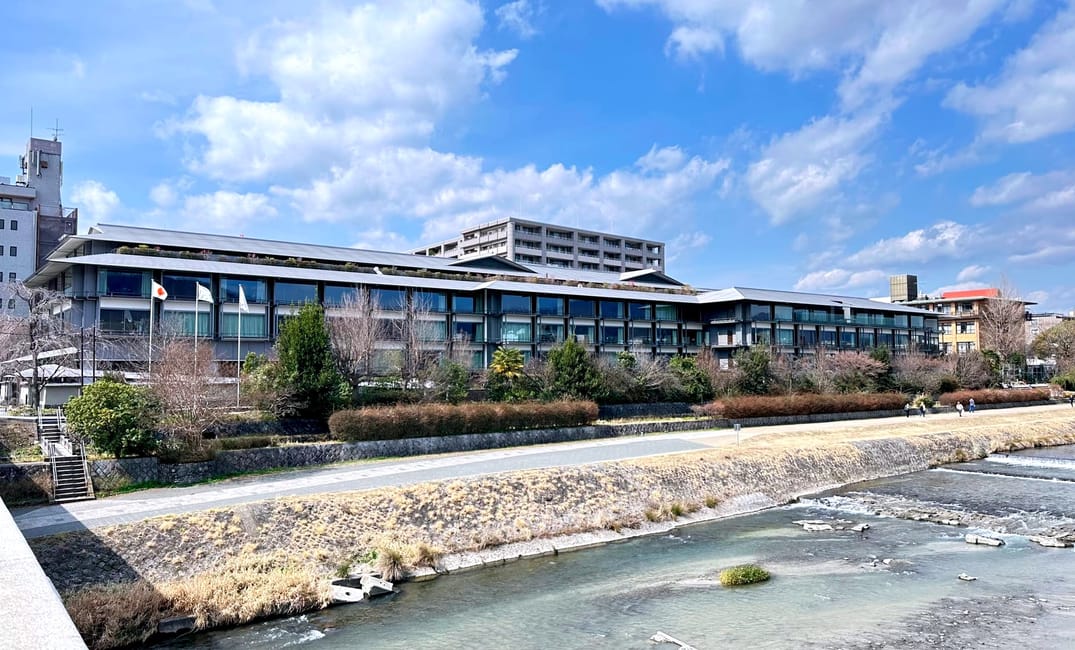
[13,403,1073,539]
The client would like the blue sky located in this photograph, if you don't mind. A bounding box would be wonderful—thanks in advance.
[2,0,1074,311]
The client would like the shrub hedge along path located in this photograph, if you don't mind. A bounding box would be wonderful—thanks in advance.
[15,403,1075,648]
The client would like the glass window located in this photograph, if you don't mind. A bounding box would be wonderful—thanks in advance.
[371,288,406,310]
[600,301,624,319]
[502,322,531,343]
[840,330,857,348]
[466,350,484,369]
[601,325,624,345]
[821,330,837,347]
[573,324,595,343]
[98,269,149,297]
[163,310,211,337]
[860,331,876,348]
[657,327,679,345]
[453,321,484,342]
[812,310,831,324]
[0,219,4,229]
[538,322,564,343]
[7,272,15,282]
[453,294,481,313]
[776,328,794,345]
[7,246,14,257]
[750,304,771,321]
[878,332,894,347]
[798,329,817,346]
[275,281,317,304]
[6,298,12,310]
[220,278,267,304]
[752,327,771,345]
[413,291,447,312]
[910,315,925,328]
[221,312,267,338]
[501,294,531,314]
[324,285,358,307]
[893,314,909,328]
[774,305,793,321]
[655,304,678,320]
[569,299,596,318]
[162,274,211,301]
[629,326,652,344]
[683,330,706,346]
[10,220,16,231]
[896,332,911,350]
[420,320,447,341]
[100,308,150,333]
[537,296,563,316]
[793,308,810,322]
[629,302,653,320]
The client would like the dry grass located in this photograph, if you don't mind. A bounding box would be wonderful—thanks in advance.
[41,408,1075,649]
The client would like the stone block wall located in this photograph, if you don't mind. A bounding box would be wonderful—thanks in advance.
[0,418,37,453]
[0,462,51,505]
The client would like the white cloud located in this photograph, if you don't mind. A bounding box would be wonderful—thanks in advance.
[957,264,991,281]
[174,0,516,182]
[667,231,712,263]
[945,5,1075,142]
[178,191,277,233]
[794,268,887,292]
[496,0,539,39]
[149,182,178,208]
[746,110,884,223]
[1009,244,1075,265]
[970,170,1075,208]
[665,25,723,62]
[846,221,971,266]
[71,180,121,222]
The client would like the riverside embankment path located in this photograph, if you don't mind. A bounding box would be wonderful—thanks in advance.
[14,403,1074,539]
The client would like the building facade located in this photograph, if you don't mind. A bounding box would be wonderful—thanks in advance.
[0,137,78,315]
[410,217,666,273]
[900,288,1033,356]
[28,224,938,374]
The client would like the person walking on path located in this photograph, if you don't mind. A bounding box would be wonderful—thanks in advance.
[1069,394,1074,408]
[920,403,927,417]
[968,398,976,414]
[905,402,912,418]
[956,401,964,417]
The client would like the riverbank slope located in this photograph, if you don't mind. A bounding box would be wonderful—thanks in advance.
[30,410,1075,648]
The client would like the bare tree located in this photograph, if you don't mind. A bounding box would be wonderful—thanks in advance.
[1032,320,1075,374]
[394,293,442,391]
[979,277,1028,378]
[1,282,78,408]
[891,352,951,394]
[327,288,384,387]
[953,350,993,389]
[150,331,228,451]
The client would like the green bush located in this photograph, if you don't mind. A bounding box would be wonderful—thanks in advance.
[696,393,906,419]
[719,564,771,586]
[937,388,1051,406]
[329,400,599,441]
[65,378,160,458]
[1051,371,1075,391]
[276,304,351,419]
[546,338,603,400]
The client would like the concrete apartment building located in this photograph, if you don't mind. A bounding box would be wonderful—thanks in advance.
[410,217,666,273]
[0,137,78,315]
[889,275,1034,355]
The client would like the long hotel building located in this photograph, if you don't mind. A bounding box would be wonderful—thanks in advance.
[27,223,939,371]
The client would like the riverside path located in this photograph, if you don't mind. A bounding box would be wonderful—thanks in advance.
[13,403,1073,539]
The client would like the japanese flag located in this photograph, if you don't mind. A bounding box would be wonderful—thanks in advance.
[151,280,168,301]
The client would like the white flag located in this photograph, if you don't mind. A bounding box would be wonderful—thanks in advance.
[238,284,249,313]
[151,280,168,301]
[196,282,214,304]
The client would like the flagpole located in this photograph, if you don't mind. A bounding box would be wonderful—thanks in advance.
[236,304,242,407]
[194,295,199,378]
[148,292,154,379]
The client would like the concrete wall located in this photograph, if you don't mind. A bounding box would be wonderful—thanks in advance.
[0,497,86,649]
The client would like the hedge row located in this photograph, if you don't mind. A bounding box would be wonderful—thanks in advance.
[328,400,599,441]
[696,393,907,419]
[938,388,1052,406]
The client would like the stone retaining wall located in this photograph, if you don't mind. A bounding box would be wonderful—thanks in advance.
[0,462,51,505]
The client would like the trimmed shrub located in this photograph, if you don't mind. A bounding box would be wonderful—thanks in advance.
[329,400,599,441]
[937,388,1051,406]
[695,393,907,419]
[719,564,771,586]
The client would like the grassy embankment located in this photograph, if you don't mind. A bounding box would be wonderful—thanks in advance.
[31,409,1075,649]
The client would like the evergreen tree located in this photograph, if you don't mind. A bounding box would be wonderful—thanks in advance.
[547,337,602,400]
[276,303,351,419]
[734,348,774,395]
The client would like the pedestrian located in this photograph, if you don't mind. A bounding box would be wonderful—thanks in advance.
[1069,394,1074,408]
[920,403,927,417]
[968,398,976,414]
[905,402,911,418]
[956,401,964,417]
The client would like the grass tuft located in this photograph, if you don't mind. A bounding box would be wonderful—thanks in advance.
[719,564,770,586]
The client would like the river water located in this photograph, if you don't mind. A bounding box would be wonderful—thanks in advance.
[158,445,1075,649]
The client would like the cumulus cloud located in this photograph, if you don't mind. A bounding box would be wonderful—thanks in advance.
[71,180,121,222]
[794,268,888,292]
[945,5,1075,142]
[665,25,723,62]
[846,221,971,266]
[957,264,991,281]
[746,110,884,223]
[496,0,539,39]
[178,191,277,233]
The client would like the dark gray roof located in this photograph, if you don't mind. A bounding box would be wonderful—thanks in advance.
[697,287,936,315]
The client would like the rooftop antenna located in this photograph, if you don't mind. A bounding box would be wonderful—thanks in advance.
[29,107,33,139]
[50,119,63,142]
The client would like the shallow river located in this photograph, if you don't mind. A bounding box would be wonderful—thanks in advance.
[157,445,1075,649]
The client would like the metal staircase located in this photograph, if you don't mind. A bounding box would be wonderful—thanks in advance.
[38,409,95,503]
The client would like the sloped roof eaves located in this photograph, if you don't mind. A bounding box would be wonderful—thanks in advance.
[700,286,936,315]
